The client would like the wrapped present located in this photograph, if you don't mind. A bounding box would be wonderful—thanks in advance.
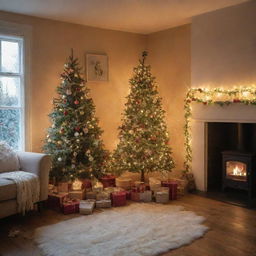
[111,191,127,207]
[100,175,116,188]
[149,177,161,192]
[161,181,178,200]
[72,179,83,190]
[155,189,169,203]
[62,199,80,214]
[140,190,152,202]
[79,199,95,215]
[92,182,104,192]
[177,187,186,196]
[85,191,97,199]
[57,182,69,192]
[47,192,68,210]
[69,189,86,200]
[125,190,131,200]
[96,191,111,201]
[116,178,132,190]
[134,181,144,187]
[131,191,141,202]
[96,199,112,208]
[80,179,92,190]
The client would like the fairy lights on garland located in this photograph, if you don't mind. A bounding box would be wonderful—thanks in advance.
[184,86,256,172]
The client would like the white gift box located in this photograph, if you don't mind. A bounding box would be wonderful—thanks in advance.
[149,177,161,192]
[96,199,112,208]
[155,189,169,204]
[79,199,95,215]
[140,190,152,202]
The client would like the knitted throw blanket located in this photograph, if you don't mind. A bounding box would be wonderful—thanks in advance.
[0,171,40,215]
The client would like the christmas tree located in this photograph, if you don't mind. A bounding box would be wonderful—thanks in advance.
[111,51,175,181]
[44,50,108,182]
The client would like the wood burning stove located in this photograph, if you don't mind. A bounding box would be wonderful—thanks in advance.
[222,151,256,206]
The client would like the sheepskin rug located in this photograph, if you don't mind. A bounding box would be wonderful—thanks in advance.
[34,203,208,256]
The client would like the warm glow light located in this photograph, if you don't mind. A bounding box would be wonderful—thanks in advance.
[184,85,256,172]
[232,165,246,176]
[72,179,82,190]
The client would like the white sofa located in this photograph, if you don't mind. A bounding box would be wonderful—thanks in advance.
[0,151,51,219]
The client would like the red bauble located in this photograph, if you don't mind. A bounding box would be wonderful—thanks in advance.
[75,127,80,131]
[74,100,79,105]
[233,99,240,103]
[64,111,68,115]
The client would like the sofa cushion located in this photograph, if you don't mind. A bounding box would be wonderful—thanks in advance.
[0,178,17,201]
[0,141,20,173]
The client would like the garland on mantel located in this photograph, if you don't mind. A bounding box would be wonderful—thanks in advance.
[184,86,256,172]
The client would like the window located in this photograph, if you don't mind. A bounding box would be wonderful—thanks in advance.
[0,35,24,150]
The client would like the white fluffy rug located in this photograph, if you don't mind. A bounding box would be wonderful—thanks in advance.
[34,203,208,256]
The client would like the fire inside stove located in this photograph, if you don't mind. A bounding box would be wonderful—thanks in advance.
[226,161,247,181]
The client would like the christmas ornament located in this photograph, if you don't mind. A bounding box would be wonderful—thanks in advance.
[74,132,79,137]
[66,89,72,95]
[74,100,79,105]
[58,157,62,162]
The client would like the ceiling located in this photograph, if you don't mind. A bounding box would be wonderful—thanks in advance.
[0,0,249,34]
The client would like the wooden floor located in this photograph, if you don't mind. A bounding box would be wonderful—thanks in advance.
[0,194,256,256]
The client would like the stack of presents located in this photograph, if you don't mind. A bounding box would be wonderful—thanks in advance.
[47,174,193,215]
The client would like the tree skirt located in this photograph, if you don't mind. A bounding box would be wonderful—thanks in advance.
[34,203,208,256]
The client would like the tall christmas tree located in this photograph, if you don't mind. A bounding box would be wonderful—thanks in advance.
[111,51,175,181]
[44,50,108,182]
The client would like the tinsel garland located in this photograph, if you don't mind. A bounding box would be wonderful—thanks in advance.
[184,86,256,172]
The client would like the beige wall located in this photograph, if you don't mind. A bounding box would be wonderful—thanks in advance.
[147,25,191,171]
[191,0,256,88]
[0,11,145,152]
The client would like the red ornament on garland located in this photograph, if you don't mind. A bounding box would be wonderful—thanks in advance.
[74,100,79,105]
[64,111,68,116]
[75,127,80,131]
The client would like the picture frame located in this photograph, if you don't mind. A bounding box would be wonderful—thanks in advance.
[86,54,108,82]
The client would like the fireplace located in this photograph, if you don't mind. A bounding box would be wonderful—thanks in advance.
[222,151,252,191]
[205,122,256,207]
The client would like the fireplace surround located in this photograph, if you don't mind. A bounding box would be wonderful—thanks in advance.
[191,103,256,203]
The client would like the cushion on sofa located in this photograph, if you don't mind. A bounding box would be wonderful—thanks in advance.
[0,177,17,201]
[0,141,20,173]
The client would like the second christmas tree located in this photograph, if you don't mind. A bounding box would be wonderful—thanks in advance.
[112,51,175,181]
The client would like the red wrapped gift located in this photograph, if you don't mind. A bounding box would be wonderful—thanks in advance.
[62,199,80,214]
[111,191,126,207]
[126,190,131,200]
[161,181,178,200]
[80,179,92,189]
[47,192,68,211]
[131,191,141,202]
[100,175,116,188]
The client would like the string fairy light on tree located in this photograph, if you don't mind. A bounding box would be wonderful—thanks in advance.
[111,51,175,181]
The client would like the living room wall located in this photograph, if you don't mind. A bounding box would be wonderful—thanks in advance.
[0,11,146,153]
[192,0,256,88]
[0,11,191,174]
[147,25,191,171]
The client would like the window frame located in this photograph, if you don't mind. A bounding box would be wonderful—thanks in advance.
[0,34,25,150]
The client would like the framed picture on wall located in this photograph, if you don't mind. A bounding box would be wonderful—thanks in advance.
[86,54,108,82]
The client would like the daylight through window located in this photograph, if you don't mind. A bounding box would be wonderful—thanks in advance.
[0,35,24,150]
